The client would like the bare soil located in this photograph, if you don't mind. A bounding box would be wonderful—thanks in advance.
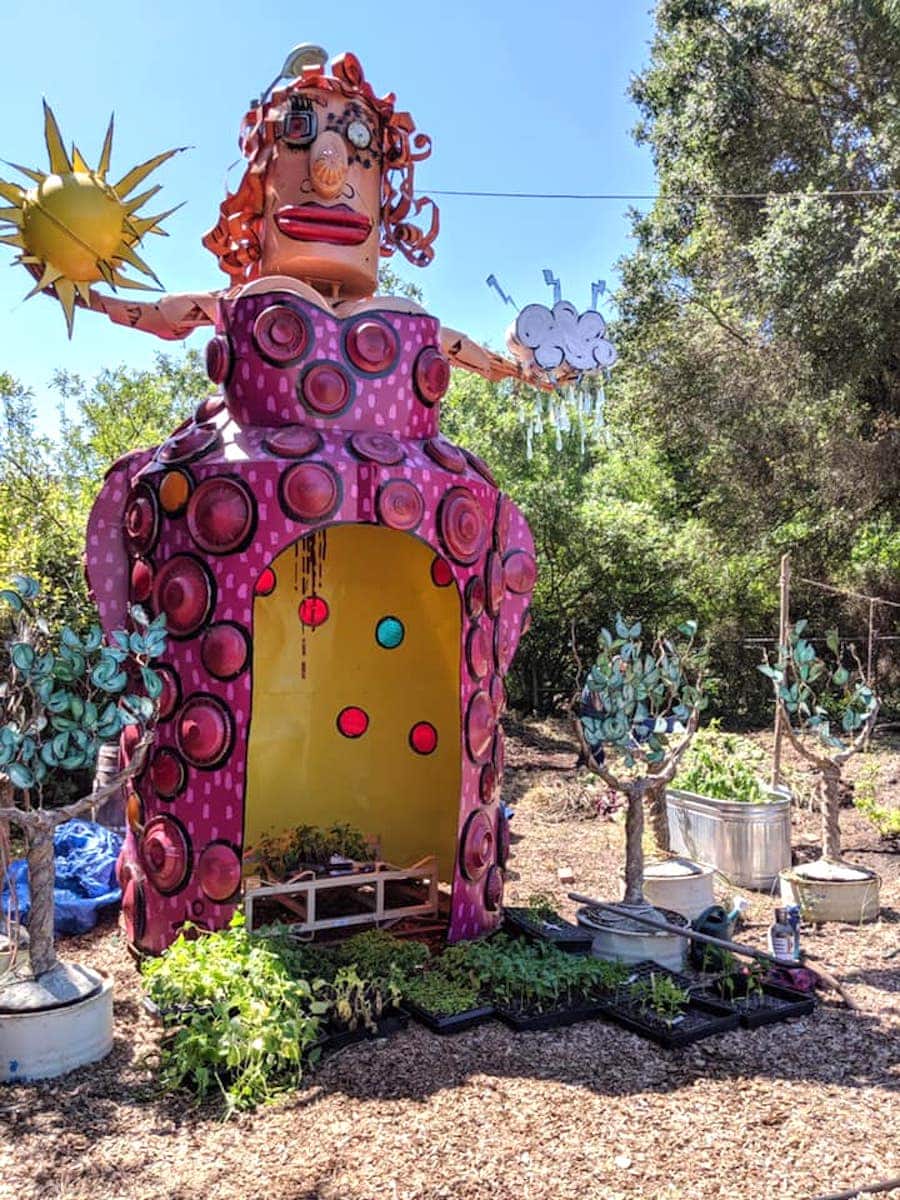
[2,720,899,1200]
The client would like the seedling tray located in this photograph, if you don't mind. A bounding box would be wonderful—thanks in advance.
[403,999,495,1035]
[622,959,700,994]
[603,994,739,1048]
[321,1008,409,1054]
[504,907,594,955]
[496,997,609,1033]
[708,978,815,1029]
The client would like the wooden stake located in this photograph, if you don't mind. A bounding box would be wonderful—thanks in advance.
[772,553,791,789]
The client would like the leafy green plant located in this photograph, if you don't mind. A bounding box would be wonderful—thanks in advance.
[248,821,375,878]
[759,620,879,869]
[741,961,767,1005]
[854,761,900,839]
[143,923,430,1112]
[0,576,165,978]
[403,971,481,1017]
[576,614,708,903]
[678,724,769,804]
[319,964,401,1033]
[525,892,558,923]
[331,929,430,981]
[631,972,689,1027]
[435,933,628,1015]
[142,914,326,1115]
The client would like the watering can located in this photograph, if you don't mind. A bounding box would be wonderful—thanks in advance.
[688,904,738,971]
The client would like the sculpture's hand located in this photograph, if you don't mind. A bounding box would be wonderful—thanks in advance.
[440,326,568,393]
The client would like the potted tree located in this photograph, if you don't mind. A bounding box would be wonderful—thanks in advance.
[0,576,165,1080]
[665,725,792,890]
[572,616,710,963]
[759,621,880,923]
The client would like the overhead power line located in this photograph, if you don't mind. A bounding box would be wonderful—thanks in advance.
[429,187,900,202]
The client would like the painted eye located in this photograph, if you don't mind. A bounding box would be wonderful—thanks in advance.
[347,119,372,150]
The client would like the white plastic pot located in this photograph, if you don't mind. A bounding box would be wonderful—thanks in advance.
[577,906,687,972]
[779,861,881,924]
[0,967,113,1082]
[641,858,716,921]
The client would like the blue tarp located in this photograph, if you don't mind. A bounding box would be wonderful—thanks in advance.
[1,819,123,936]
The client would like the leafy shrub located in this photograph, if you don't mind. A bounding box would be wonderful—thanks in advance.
[142,915,325,1114]
[854,761,900,838]
[676,724,770,803]
[0,577,165,795]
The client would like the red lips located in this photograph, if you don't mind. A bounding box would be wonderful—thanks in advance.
[275,203,373,246]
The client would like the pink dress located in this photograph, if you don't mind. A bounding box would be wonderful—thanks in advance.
[85,289,535,953]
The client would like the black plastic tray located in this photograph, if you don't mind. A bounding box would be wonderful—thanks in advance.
[504,908,594,955]
[622,959,700,994]
[496,998,609,1032]
[404,999,495,1035]
[603,994,739,1048]
[321,1009,408,1053]
[708,979,815,1029]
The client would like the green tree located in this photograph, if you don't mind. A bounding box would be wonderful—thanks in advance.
[0,353,206,629]
[610,0,900,713]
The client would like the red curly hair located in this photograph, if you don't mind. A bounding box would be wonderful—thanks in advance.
[202,51,439,283]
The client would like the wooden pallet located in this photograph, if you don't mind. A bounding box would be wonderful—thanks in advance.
[243,856,439,935]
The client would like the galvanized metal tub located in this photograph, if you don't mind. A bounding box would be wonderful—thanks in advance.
[666,786,791,891]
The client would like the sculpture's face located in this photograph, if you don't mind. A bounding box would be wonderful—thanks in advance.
[260,89,383,298]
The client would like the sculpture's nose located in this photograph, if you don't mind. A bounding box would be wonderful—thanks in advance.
[310,131,348,200]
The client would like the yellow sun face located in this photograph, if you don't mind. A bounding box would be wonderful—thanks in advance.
[0,102,183,335]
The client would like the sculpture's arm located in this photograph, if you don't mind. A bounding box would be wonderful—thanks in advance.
[440,326,574,394]
[85,289,220,341]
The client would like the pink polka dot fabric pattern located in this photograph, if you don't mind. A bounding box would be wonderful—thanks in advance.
[84,291,535,953]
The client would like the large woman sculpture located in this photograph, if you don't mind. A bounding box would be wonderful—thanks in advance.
[7,48,555,953]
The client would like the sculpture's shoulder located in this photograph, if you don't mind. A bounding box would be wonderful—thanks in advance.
[334,294,430,320]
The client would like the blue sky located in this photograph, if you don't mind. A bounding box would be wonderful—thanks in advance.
[0,0,657,427]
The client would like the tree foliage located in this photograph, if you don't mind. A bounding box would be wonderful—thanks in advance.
[609,0,900,712]
[0,354,204,629]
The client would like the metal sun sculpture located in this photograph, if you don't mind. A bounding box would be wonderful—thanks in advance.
[0,102,181,335]
[4,47,559,954]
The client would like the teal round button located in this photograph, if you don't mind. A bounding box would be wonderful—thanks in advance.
[375,615,405,649]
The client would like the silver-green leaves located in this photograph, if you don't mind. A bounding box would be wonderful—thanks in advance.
[1,576,168,795]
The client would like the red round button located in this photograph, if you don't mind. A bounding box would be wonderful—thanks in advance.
[149,747,186,798]
[409,721,438,755]
[201,623,249,680]
[300,363,352,416]
[253,304,309,364]
[152,556,214,638]
[345,318,399,374]
[280,462,341,522]
[186,478,256,555]
[197,842,242,903]
[140,815,191,895]
[337,706,369,738]
[205,335,232,384]
[176,695,234,768]
[414,346,450,404]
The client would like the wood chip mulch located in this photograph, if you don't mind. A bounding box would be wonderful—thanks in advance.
[1,721,898,1200]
